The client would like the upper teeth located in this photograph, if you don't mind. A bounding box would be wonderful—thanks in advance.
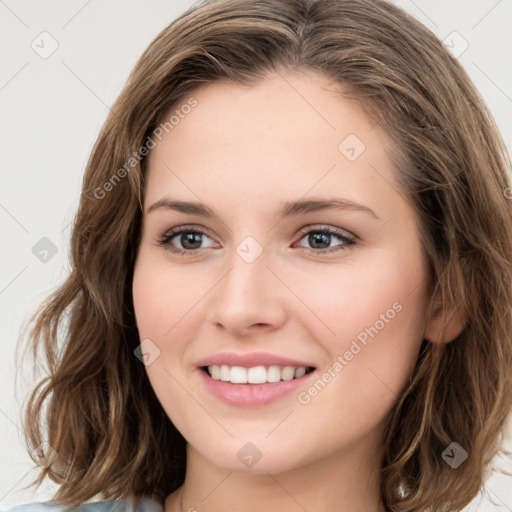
[207,365,309,384]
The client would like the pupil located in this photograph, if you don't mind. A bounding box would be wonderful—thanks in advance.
[309,232,330,249]
[182,232,202,249]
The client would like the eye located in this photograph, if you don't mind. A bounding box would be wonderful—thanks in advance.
[157,226,218,256]
[294,226,356,255]
[157,225,357,257]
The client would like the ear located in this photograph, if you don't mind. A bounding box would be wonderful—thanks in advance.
[424,262,470,344]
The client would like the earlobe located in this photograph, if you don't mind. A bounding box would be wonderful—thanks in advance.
[424,297,469,343]
[424,262,470,344]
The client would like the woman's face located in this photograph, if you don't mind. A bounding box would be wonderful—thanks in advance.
[132,70,430,473]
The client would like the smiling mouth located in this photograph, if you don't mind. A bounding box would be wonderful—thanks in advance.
[202,364,316,384]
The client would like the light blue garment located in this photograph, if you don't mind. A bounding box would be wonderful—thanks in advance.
[4,498,163,512]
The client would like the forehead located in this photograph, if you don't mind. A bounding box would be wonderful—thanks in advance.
[144,70,404,219]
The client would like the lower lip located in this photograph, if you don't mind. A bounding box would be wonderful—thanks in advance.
[198,368,316,407]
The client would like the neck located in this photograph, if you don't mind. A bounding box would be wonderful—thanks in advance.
[165,427,387,512]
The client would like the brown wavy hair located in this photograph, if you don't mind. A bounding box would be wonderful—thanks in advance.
[16,0,512,510]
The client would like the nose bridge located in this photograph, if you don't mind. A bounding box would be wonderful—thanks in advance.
[208,236,285,332]
[221,240,271,303]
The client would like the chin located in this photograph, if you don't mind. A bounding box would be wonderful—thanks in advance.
[194,439,314,475]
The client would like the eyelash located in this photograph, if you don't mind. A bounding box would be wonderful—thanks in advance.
[157,225,356,257]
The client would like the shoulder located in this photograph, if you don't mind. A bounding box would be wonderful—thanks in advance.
[3,498,163,512]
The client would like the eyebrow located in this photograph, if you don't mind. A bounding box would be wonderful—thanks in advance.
[146,196,378,219]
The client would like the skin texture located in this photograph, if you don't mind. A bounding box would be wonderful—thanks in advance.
[132,70,460,512]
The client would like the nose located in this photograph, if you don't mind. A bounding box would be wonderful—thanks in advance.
[206,246,287,338]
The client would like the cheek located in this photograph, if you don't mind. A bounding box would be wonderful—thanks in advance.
[289,249,426,344]
[131,249,212,403]
[299,251,427,422]
[132,251,202,427]
[292,302,425,449]
[301,243,422,342]
[132,250,202,338]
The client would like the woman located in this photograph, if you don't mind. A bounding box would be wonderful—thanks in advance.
[10,0,512,511]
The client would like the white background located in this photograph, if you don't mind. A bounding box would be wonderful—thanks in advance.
[1,0,511,510]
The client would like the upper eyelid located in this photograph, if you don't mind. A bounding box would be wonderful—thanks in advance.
[164,224,216,241]
[296,224,356,240]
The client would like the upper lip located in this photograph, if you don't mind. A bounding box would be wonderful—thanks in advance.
[196,352,316,369]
